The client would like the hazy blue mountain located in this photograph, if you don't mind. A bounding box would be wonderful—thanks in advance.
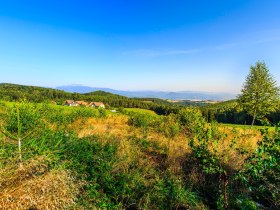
[56,85,115,94]
[56,85,236,101]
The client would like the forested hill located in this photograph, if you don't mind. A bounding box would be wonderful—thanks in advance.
[1,83,279,125]
[0,83,179,113]
[0,83,72,102]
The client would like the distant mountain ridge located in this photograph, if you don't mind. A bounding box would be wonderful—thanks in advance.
[57,85,236,101]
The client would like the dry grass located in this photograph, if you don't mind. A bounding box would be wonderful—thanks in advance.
[92,116,189,173]
[0,156,79,210]
[73,115,133,139]
[213,126,261,171]
[72,115,261,174]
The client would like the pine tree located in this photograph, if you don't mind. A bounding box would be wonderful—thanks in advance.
[238,61,280,127]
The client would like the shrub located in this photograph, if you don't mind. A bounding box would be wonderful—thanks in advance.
[178,107,206,136]
[4,102,42,135]
[239,128,280,208]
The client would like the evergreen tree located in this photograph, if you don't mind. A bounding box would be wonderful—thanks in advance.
[238,61,280,127]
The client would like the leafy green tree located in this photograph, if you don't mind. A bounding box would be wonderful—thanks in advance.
[238,61,280,127]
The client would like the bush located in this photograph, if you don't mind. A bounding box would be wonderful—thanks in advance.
[178,107,206,136]
[98,108,107,118]
[4,102,42,135]
[239,128,280,209]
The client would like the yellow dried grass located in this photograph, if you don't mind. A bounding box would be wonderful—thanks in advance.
[74,116,132,139]
[0,156,79,210]
[71,114,261,174]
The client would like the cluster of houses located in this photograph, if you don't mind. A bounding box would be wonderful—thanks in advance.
[65,100,105,108]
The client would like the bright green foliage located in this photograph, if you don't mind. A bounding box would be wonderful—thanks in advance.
[4,103,42,135]
[238,61,280,127]
[0,102,43,163]
[127,112,161,137]
[98,107,107,118]
[161,114,181,139]
[239,128,280,208]
[147,175,201,209]
[128,113,151,128]
[178,107,206,136]
[189,129,223,175]
[188,125,230,209]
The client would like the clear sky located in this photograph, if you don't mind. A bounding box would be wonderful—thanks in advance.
[1,0,280,93]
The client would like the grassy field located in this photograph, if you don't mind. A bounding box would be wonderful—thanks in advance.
[221,123,275,131]
[124,107,157,115]
[0,101,278,209]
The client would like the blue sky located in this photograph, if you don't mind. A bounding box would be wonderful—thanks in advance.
[0,0,280,93]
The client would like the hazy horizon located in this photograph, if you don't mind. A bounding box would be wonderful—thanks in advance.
[56,84,239,94]
[1,0,280,93]
[1,82,239,95]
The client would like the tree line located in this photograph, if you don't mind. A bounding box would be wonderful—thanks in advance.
[201,100,280,126]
